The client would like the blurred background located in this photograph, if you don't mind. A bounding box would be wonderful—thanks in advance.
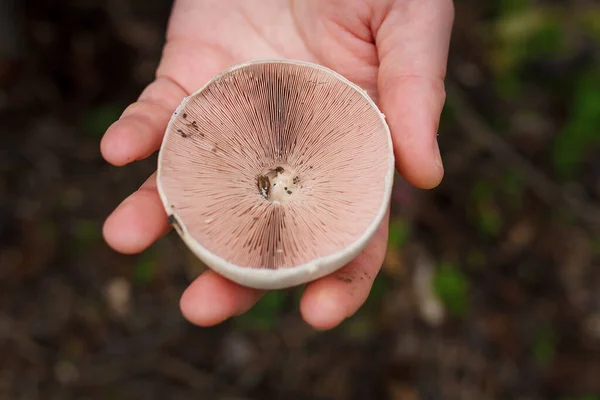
[1,0,599,399]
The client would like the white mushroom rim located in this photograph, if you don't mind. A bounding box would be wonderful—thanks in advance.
[156,58,395,290]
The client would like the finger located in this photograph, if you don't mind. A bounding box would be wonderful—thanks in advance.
[376,0,454,189]
[100,77,188,166]
[155,38,235,94]
[299,209,390,330]
[102,172,170,254]
[180,270,264,327]
[101,37,234,167]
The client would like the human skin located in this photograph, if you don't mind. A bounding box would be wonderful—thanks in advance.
[100,0,455,330]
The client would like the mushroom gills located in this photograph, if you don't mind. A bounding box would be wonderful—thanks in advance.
[155,59,395,290]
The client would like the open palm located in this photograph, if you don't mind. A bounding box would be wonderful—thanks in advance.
[100,0,454,330]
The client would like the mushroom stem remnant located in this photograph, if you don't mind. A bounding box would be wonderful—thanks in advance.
[257,166,299,203]
[156,59,394,290]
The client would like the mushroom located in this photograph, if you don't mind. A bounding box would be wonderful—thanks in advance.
[156,59,394,290]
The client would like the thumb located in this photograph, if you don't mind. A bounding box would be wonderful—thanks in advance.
[375,0,454,189]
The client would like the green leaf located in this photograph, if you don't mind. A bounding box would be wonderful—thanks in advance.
[433,263,469,317]
[368,273,389,305]
[343,314,375,340]
[478,203,503,237]
[494,71,523,100]
[388,219,410,249]
[497,0,530,15]
[593,237,600,256]
[490,5,566,98]
[233,291,286,330]
[81,104,123,139]
[467,250,486,270]
[73,219,100,251]
[579,6,600,43]
[525,15,564,57]
[532,327,557,366]
[133,252,157,285]
[501,170,525,210]
[471,181,504,237]
[553,68,600,179]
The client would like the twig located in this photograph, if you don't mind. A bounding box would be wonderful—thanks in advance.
[152,354,216,391]
[446,81,600,234]
[75,352,226,394]
[75,353,160,387]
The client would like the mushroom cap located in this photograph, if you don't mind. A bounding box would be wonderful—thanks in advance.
[156,59,394,290]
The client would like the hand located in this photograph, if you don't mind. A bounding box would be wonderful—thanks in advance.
[100,0,454,330]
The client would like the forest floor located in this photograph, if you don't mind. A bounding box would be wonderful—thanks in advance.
[1,0,600,399]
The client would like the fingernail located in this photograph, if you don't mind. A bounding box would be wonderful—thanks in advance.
[434,137,443,171]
